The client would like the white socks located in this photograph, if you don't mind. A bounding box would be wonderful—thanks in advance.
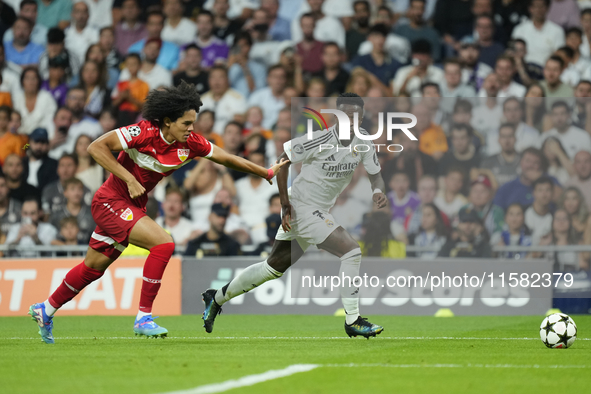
[215,260,283,306]
[136,311,152,320]
[43,300,57,317]
[340,248,362,325]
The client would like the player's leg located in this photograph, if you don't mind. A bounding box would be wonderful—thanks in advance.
[29,247,115,344]
[127,216,175,337]
[201,239,305,333]
[318,227,383,339]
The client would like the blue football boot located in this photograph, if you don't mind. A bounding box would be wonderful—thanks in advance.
[29,303,55,344]
[133,315,168,338]
[202,289,222,333]
[345,317,384,339]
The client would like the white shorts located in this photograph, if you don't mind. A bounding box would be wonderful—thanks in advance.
[275,205,339,251]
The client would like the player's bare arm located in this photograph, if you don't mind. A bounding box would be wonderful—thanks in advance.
[87,131,146,199]
[275,151,293,232]
[368,172,387,208]
[207,144,288,184]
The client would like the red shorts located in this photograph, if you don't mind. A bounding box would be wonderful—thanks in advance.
[89,190,147,260]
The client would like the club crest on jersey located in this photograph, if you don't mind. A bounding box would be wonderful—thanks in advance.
[177,149,190,162]
[325,219,334,227]
[120,208,133,221]
[128,126,141,137]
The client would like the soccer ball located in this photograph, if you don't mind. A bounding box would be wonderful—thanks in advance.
[539,313,577,349]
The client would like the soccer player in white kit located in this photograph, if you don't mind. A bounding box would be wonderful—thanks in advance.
[202,93,388,338]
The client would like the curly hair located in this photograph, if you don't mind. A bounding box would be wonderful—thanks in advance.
[142,81,203,125]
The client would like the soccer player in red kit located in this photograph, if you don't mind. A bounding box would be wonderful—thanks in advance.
[29,82,286,343]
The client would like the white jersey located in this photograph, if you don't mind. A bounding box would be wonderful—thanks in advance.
[284,125,381,212]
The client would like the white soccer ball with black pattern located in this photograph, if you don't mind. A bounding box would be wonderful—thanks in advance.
[539,313,577,349]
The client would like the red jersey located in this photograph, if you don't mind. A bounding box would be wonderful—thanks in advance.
[99,120,213,209]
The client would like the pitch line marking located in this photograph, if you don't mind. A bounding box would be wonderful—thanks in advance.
[159,364,319,394]
[3,336,590,341]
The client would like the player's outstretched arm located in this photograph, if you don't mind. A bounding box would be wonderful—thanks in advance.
[207,145,288,184]
[87,131,146,199]
[368,172,388,209]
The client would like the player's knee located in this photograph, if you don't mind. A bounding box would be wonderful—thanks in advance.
[151,241,176,258]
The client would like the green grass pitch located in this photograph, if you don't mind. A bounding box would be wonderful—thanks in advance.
[1,315,590,394]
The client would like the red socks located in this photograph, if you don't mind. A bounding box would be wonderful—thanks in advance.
[139,242,175,313]
[48,262,104,308]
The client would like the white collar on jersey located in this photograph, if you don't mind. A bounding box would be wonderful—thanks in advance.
[160,129,174,145]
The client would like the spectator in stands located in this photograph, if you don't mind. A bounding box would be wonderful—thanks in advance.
[4,17,44,67]
[47,107,73,159]
[543,208,588,270]
[128,11,179,71]
[73,134,103,192]
[155,188,193,246]
[227,32,266,98]
[42,154,91,216]
[78,60,109,119]
[42,54,68,107]
[130,38,173,89]
[211,0,244,42]
[295,13,324,74]
[565,151,591,210]
[65,2,99,66]
[393,40,443,97]
[161,0,197,47]
[405,175,448,233]
[439,58,477,99]
[494,55,526,98]
[475,15,505,68]
[98,26,121,72]
[458,36,492,91]
[352,24,401,88]
[291,0,345,49]
[394,0,441,63]
[0,174,21,235]
[458,174,505,242]
[195,109,223,147]
[251,211,281,256]
[111,53,149,126]
[565,28,591,79]
[0,44,21,97]
[49,177,94,243]
[312,42,349,97]
[345,0,370,60]
[472,74,502,151]
[481,123,521,186]
[39,28,79,82]
[541,137,575,184]
[356,22,410,66]
[36,0,72,30]
[235,150,278,244]
[184,202,241,257]
[512,0,565,67]
[174,44,210,95]
[572,80,591,130]
[13,67,57,135]
[524,176,554,245]
[194,10,229,69]
[408,203,448,259]
[22,128,58,192]
[524,83,552,131]
[541,55,575,101]
[51,217,84,252]
[387,171,421,225]
[359,210,406,258]
[497,203,533,259]
[506,38,544,87]
[434,167,468,222]
[0,106,22,165]
[81,43,119,90]
[3,0,47,46]
[547,0,580,30]
[114,0,146,56]
[439,124,481,196]
[498,97,539,155]
[433,0,474,54]
[542,101,591,159]
[62,87,104,154]
[5,198,57,254]
[201,65,247,134]
[412,101,448,161]
[261,0,290,42]
[560,186,590,237]
[493,147,559,209]
[555,46,584,88]
[438,207,492,258]
[581,9,591,59]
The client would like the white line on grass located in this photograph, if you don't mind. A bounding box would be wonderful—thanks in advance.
[159,364,319,394]
[4,336,590,341]
[324,363,589,369]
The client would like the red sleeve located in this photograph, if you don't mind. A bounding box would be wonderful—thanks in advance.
[187,133,214,158]
[115,121,152,150]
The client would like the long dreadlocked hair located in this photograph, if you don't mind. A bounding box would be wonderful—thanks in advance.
[142,80,203,125]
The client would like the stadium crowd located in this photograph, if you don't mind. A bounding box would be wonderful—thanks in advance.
[0,0,590,270]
